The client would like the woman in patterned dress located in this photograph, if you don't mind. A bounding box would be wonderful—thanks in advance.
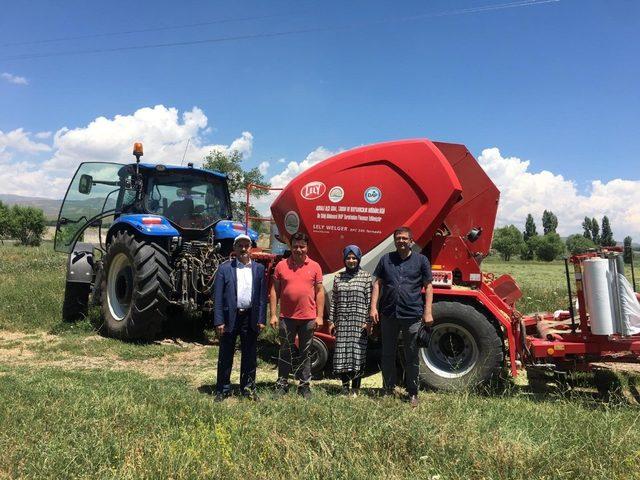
[328,245,372,396]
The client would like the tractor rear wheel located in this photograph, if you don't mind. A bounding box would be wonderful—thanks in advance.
[62,282,91,322]
[419,301,504,390]
[101,231,171,341]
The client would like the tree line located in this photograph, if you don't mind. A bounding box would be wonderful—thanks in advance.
[492,210,636,263]
[0,201,47,246]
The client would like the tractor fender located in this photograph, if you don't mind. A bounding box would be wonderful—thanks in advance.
[66,242,95,284]
[106,215,180,245]
[215,220,259,243]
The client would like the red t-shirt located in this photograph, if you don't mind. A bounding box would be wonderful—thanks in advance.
[273,257,323,320]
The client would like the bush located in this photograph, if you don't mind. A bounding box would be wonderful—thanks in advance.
[566,234,596,255]
[492,225,525,261]
[9,205,46,246]
[0,200,10,241]
[536,233,565,261]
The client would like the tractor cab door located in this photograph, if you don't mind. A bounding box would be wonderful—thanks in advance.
[54,162,134,253]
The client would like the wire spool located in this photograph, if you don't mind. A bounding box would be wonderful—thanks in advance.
[583,258,615,335]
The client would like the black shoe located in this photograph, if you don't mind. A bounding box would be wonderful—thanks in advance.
[214,392,228,403]
[241,389,260,401]
[340,385,350,396]
[298,386,312,399]
[274,384,289,397]
[381,388,395,397]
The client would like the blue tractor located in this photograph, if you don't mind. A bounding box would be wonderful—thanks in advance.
[55,143,258,340]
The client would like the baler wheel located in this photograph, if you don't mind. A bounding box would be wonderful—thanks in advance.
[419,301,504,391]
[100,231,171,341]
[309,336,330,378]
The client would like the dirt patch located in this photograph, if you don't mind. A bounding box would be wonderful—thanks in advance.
[0,329,216,385]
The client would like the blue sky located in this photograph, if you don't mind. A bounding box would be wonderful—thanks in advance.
[1,0,639,236]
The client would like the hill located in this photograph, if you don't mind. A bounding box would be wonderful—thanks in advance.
[0,194,62,220]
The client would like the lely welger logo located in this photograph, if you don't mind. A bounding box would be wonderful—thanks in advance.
[300,181,326,200]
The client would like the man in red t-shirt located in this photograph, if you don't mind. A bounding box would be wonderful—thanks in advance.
[269,232,324,398]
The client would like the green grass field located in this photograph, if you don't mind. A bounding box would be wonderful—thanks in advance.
[1,243,639,479]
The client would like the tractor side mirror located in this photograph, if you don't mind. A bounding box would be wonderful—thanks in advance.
[78,174,93,194]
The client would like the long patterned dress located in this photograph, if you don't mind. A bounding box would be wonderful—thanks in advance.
[330,268,372,374]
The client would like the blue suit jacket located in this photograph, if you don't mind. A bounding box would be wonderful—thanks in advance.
[213,259,267,332]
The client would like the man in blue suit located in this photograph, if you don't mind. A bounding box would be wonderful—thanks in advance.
[213,234,267,401]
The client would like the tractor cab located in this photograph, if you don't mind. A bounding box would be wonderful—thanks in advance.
[54,161,252,254]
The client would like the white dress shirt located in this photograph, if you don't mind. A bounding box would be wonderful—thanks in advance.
[236,260,253,309]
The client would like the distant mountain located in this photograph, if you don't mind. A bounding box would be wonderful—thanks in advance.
[0,194,62,219]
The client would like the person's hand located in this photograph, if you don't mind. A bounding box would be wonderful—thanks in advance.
[328,321,336,336]
[362,322,372,335]
[370,307,379,325]
[215,324,225,337]
[269,315,279,329]
[313,317,323,330]
[422,312,434,326]
[258,323,266,331]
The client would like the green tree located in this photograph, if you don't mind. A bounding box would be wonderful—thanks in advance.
[600,216,615,247]
[202,149,271,233]
[523,213,538,241]
[492,225,525,261]
[591,218,600,245]
[582,217,592,240]
[542,210,558,235]
[623,236,633,264]
[0,200,10,243]
[9,205,46,246]
[520,214,538,260]
[535,233,565,261]
[566,234,596,255]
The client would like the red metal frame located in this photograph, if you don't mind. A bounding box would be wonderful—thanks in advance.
[244,183,283,235]
[523,248,640,370]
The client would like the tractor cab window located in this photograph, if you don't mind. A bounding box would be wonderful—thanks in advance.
[145,173,230,229]
[55,162,133,253]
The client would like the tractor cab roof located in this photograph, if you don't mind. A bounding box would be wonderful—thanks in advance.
[133,163,227,180]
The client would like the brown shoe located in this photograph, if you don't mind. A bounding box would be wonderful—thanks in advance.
[409,394,419,408]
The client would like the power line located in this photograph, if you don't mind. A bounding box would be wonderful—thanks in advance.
[0,0,560,62]
[0,11,307,48]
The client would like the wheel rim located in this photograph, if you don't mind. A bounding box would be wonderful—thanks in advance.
[420,322,479,379]
[107,253,134,321]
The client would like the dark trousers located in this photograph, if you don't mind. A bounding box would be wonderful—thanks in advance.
[277,317,315,388]
[216,311,258,394]
[381,316,421,396]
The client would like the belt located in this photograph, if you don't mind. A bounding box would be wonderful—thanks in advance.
[237,308,251,314]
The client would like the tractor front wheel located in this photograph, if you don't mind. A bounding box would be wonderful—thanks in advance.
[101,231,171,341]
[419,301,504,390]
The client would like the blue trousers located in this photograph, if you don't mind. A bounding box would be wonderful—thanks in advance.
[216,311,258,394]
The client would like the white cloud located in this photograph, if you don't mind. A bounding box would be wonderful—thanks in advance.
[0,128,51,156]
[478,147,640,239]
[35,131,52,139]
[1,72,28,85]
[251,146,338,215]
[258,161,270,175]
[1,105,253,198]
[277,158,285,163]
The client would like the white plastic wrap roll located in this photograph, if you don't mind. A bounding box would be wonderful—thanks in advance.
[583,258,615,335]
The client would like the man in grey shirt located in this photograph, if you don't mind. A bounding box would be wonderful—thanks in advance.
[370,226,433,407]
